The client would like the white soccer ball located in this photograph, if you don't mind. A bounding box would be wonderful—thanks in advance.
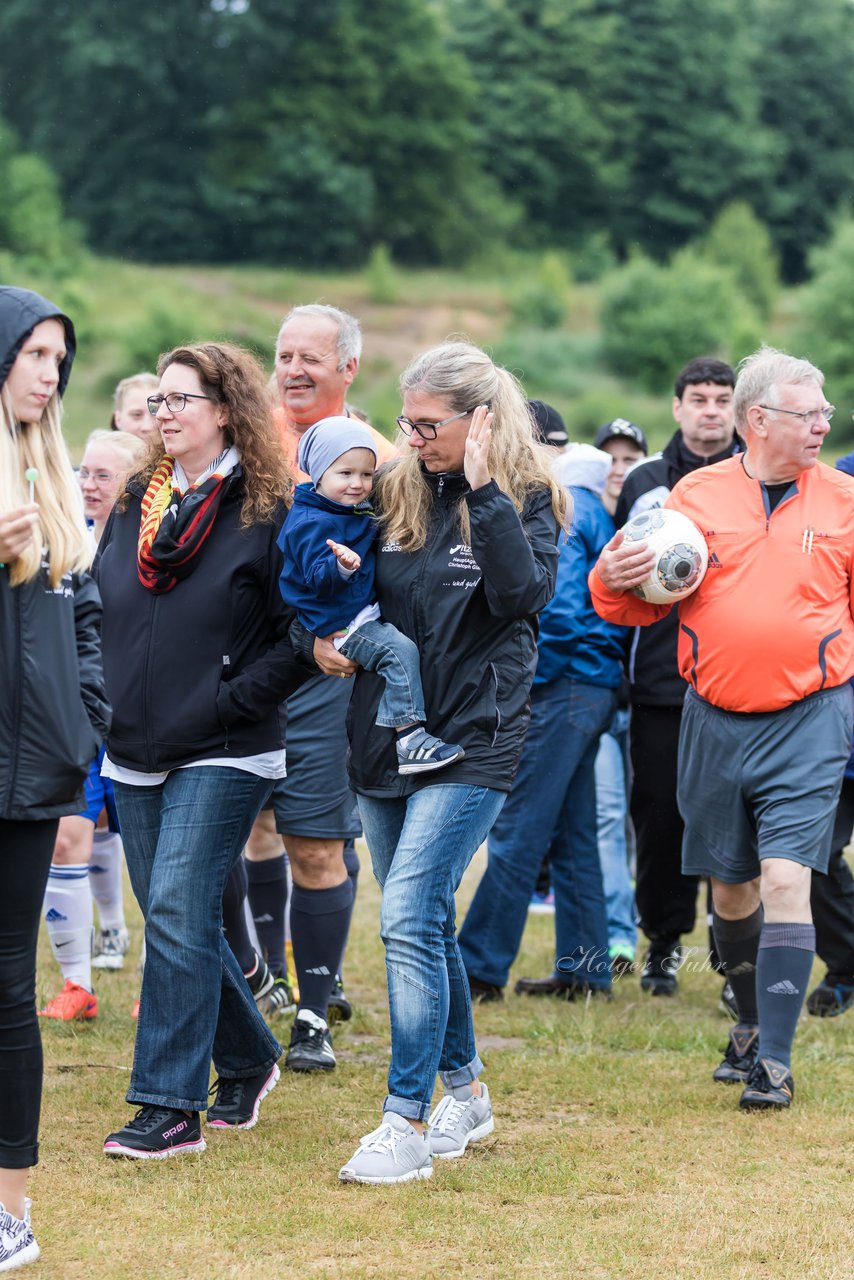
[621,507,708,605]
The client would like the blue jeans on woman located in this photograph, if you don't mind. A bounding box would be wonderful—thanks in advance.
[595,709,637,955]
[458,677,617,992]
[358,784,506,1123]
[114,767,282,1112]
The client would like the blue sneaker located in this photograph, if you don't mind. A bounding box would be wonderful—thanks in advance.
[806,978,854,1018]
[397,729,465,775]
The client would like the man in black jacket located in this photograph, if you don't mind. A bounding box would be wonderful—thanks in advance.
[615,357,738,994]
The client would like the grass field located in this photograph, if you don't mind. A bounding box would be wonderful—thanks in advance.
[34,846,854,1280]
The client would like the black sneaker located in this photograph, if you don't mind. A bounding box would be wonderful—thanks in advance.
[103,1106,205,1159]
[245,954,275,1002]
[640,941,682,996]
[207,1063,280,1129]
[285,1009,336,1073]
[805,977,854,1018]
[713,1024,758,1083]
[260,975,297,1018]
[467,975,504,1003]
[327,975,353,1024]
[514,975,580,1000]
[396,729,465,775]
[739,1057,794,1110]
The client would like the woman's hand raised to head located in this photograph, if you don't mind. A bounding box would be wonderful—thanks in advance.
[464,405,494,492]
[0,505,39,564]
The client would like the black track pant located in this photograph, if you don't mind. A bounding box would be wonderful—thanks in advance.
[0,818,57,1168]
[629,703,699,942]
[813,776,854,982]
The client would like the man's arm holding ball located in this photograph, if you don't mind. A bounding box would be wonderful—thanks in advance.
[589,530,671,625]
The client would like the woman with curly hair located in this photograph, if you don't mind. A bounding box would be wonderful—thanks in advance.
[94,342,310,1159]
[303,340,567,1183]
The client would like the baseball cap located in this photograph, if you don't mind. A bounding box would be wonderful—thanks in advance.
[528,399,568,449]
[593,418,648,453]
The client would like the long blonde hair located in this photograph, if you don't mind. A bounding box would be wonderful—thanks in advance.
[378,341,568,551]
[0,387,91,587]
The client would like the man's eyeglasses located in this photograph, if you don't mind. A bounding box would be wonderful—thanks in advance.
[78,468,116,485]
[395,408,477,441]
[147,392,215,415]
[759,404,835,426]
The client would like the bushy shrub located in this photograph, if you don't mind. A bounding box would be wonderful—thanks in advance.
[0,120,84,277]
[600,252,759,394]
[509,252,570,330]
[365,244,398,305]
[700,202,780,319]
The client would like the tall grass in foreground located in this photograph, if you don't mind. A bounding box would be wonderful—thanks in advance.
[35,847,854,1280]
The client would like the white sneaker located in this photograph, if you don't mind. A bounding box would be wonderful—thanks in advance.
[0,1200,40,1273]
[92,926,130,970]
[339,1112,433,1184]
[428,1083,494,1159]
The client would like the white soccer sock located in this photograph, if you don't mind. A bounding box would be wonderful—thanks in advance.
[89,832,126,931]
[44,863,94,990]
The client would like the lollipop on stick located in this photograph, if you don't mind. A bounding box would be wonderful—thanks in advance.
[25,468,38,503]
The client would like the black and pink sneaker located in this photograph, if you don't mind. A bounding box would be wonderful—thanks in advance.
[103,1105,205,1159]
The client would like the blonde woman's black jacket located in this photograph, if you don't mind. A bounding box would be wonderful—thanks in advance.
[346,472,561,797]
[0,564,110,820]
[93,477,311,772]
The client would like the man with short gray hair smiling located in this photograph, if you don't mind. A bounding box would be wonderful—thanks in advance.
[590,346,854,1110]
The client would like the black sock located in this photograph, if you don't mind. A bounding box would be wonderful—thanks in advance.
[246,854,287,978]
[338,841,361,984]
[222,858,255,973]
[756,922,815,1068]
[712,906,763,1025]
[290,878,355,1019]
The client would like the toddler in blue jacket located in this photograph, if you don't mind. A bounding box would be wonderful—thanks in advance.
[278,417,464,775]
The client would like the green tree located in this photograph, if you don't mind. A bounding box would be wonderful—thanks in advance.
[442,0,622,252]
[752,0,854,281]
[796,217,854,439]
[0,0,511,266]
[596,0,774,261]
[699,202,779,320]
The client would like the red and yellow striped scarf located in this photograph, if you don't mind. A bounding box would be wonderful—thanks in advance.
[136,453,235,592]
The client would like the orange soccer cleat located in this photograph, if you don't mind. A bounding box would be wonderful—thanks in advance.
[38,980,98,1021]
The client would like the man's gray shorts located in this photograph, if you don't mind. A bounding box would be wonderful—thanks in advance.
[267,672,361,841]
[678,683,853,884]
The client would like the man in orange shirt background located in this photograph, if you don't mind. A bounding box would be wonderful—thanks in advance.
[246,304,397,1073]
[591,347,854,1110]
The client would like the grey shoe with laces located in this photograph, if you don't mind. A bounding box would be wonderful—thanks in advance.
[339,1112,433,1184]
[428,1083,494,1159]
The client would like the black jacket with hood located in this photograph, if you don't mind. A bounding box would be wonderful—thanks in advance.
[614,428,741,706]
[345,471,561,797]
[0,286,111,821]
[94,477,311,772]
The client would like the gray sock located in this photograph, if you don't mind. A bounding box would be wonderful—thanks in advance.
[756,922,815,1069]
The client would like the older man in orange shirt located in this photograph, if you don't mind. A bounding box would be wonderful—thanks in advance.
[246,305,396,1073]
[591,347,854,1111]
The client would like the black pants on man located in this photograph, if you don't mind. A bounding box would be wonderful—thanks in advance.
[629,702,698,944]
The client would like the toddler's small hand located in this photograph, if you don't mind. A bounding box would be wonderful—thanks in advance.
[327,539,362,571]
